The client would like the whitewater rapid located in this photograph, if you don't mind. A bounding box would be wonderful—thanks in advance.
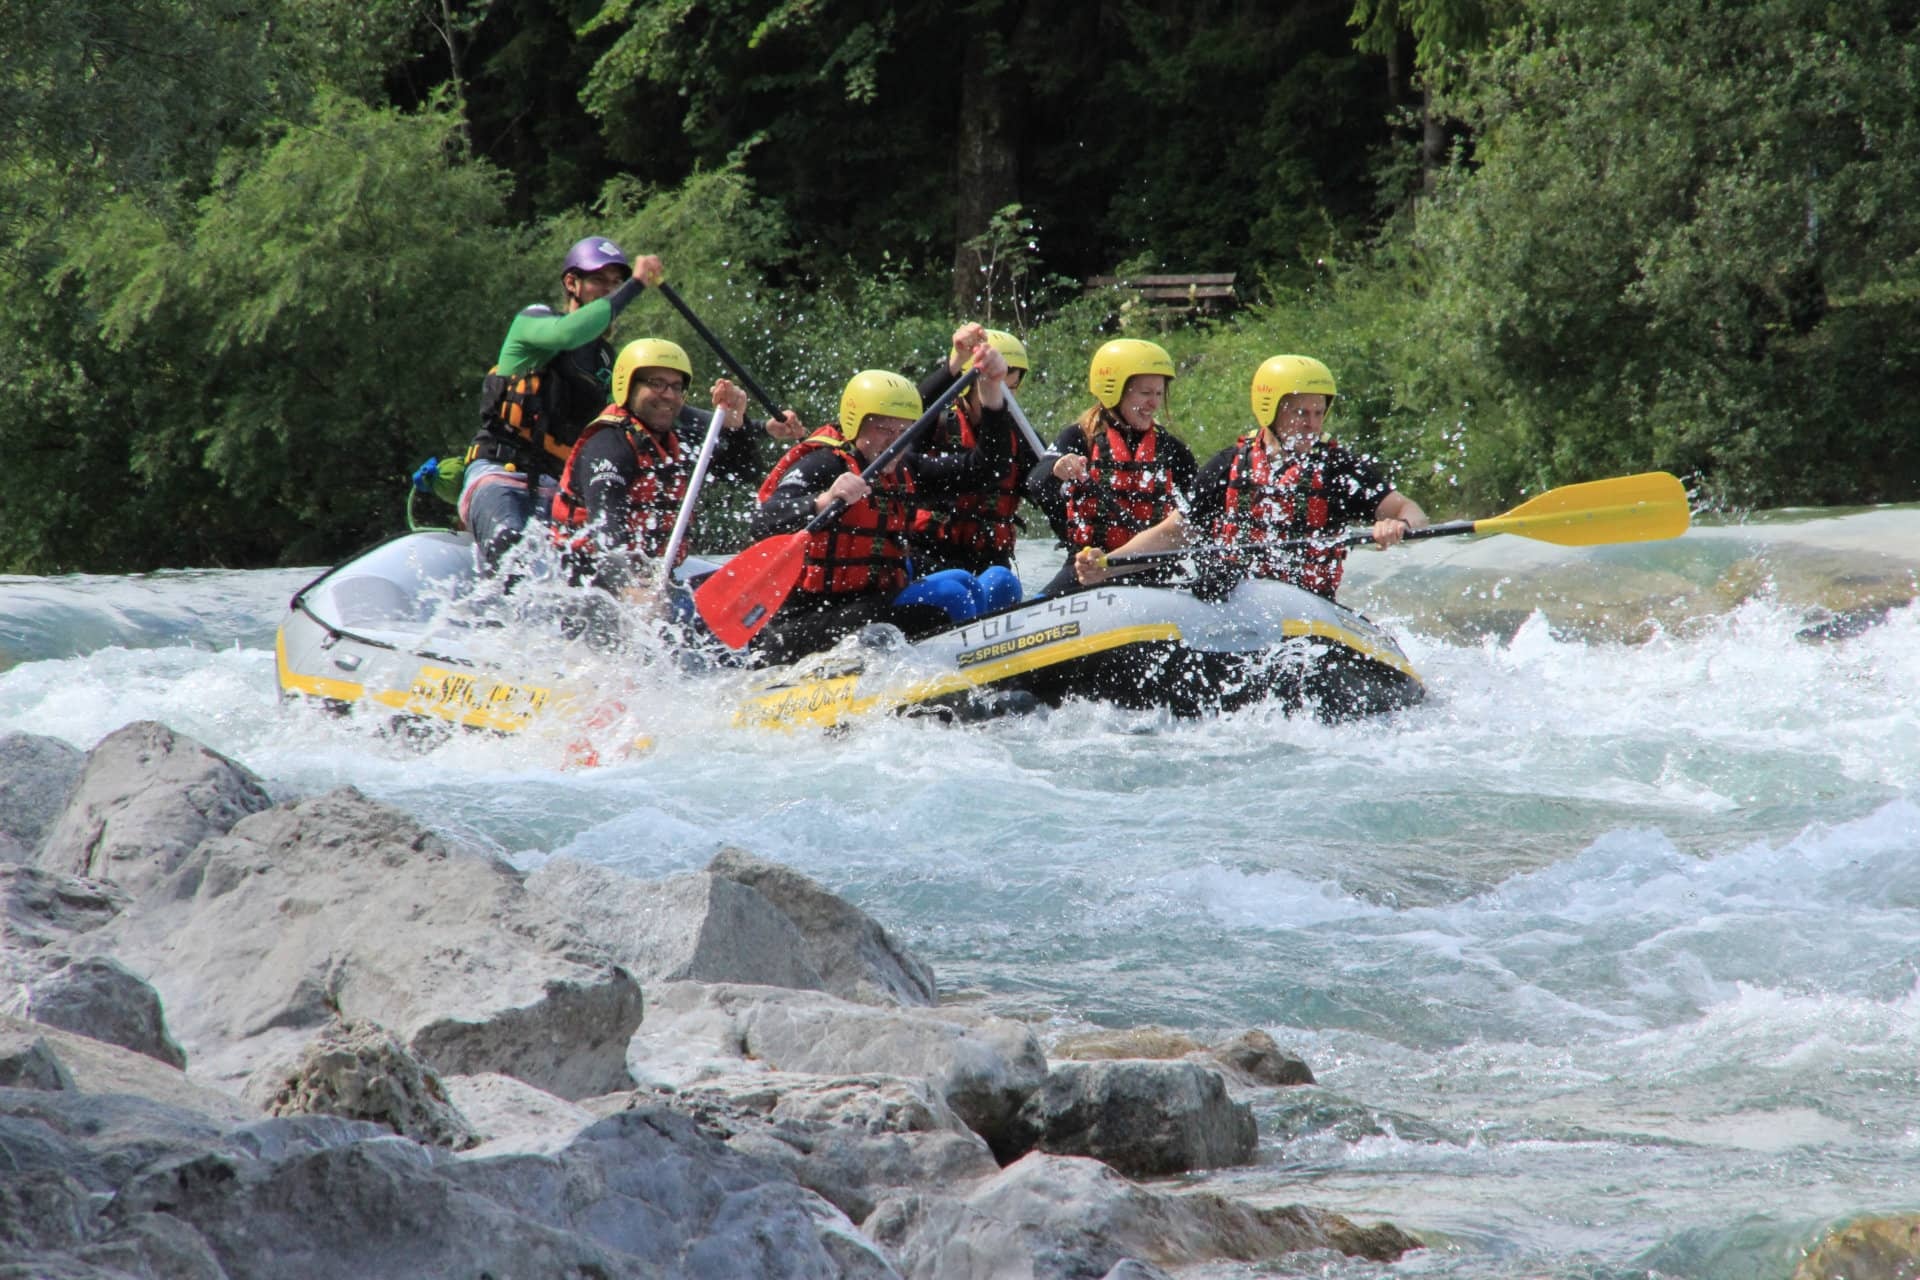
[3,508,1917,1278]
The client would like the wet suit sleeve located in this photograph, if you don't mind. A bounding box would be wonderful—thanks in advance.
[1187,447,1235,530]
[750,448,842,539]
[1163,434,1200,504]
[903,441,988,498]
[573,429,643,591]
[493,278,648,377]
[676,405,765,483]
[917,360,960,406]
[1328,448,1393,524]
[1025,423,1089,539]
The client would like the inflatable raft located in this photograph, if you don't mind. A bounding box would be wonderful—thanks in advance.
[275,531,1425,738]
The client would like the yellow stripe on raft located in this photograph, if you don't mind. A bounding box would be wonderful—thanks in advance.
[275,629,366,704]
[734,624,1185,731]
[1276,618,1422,681]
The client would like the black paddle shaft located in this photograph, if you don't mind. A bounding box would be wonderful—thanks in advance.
[656,283,789,422]
[806,368,981,534]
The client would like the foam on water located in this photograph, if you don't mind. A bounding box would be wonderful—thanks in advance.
[2,513,1917,1278]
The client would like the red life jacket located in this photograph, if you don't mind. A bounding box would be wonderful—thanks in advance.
[1064,417,1178,551]
[549,409,688,565]
[758,430,916,597]
[1217,434,1347,598]
[911,403,1022,556]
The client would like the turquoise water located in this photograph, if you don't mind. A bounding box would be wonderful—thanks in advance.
[3,510,1917,1279]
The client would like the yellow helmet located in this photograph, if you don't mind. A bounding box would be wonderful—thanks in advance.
[1250,355,1337,428]
[612,338,694,405]
[960,328,1031,376]
[1087,339,1175,409]
[839,369,923,441]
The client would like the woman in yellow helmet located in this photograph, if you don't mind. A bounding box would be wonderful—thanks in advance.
[909,322,1039,591]
[1026,338,1198,597]
[744,337,1013,664]
[1075,354,1426,599]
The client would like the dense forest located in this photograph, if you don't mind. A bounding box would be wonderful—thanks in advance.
[4,0,1917,572]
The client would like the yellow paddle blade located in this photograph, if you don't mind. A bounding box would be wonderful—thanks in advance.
[1476,472,1691,546]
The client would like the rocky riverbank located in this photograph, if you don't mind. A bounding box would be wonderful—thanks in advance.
[1,721,1419,1279]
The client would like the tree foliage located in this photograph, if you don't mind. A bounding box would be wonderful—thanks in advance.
[1403,0,1920,507]
[2,0,1915,572]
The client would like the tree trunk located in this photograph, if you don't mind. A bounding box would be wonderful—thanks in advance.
[950,62,1024,317]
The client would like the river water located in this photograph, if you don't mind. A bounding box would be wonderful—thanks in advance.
[3,507,1917,1279]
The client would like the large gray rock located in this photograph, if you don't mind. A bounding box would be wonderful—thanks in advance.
[630,982,1048,1157]
[444,1072,596,1157]
[0,1029,75,1090]
[4,1087,901,1278]
[1,867,182,1066]
[531,856,825,989]
[20,955,185,1069]
[248,1018,480,1150]
[657,1072,1001,1222]
[88,786,643,1100]
[36,721,273,897]
[0,1013,257,1127]
[0,864,126,950]
[709,847,937,1006]
[0,732,84,864]
[865,1151,1421,1280]
[1009,1059,1258,1176]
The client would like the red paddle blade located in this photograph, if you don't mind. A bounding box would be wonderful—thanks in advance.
[693,530,811,649]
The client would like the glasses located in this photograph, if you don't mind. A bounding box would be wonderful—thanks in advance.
[636,376,687,396]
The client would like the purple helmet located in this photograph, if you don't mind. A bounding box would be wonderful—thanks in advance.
[562,236,631,279]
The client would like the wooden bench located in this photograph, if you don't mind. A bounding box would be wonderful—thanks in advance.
[1085,272,1237,316]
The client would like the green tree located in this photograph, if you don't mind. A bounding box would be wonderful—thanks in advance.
[18,96,515,570]
[1404,0,1920,507]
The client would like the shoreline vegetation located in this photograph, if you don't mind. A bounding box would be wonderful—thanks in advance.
[7,0,1919,576]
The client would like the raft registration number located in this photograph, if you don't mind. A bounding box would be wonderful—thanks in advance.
[956,621,1081,669]
[405,665,551,725]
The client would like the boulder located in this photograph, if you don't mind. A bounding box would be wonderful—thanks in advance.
[36,721,273,897]
[657,1072,1000,1221]
[0,1013,257,1127]
[1009,1059,1258,1176]
[4,1088,903,1279]
[0,868,182,1067]
[446,1107,904,1279]
[21,955,185,1069]
[87,786,642,1100]
[0,864,126,950]
[865,1151,1421,1280]
[0,732,84,864]
[1791,1214,1920,1280]
[629,982,1047,1157]
[1051,1025,1315,1088]
[530,856,825,990]
[0,1029,75,1090]
[709,847,937,1006]
[444,1072,596,1157]
[1207,1029,1315,1087]
[247,1018,480,1150]
[1051,1026,1205,1061]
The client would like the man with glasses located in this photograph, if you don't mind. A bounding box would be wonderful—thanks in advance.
[549,338,773,601]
